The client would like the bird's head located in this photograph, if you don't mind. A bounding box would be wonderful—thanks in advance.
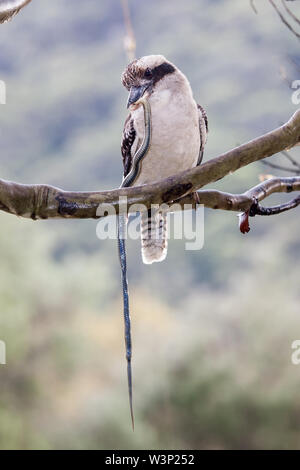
[122,55,176,109]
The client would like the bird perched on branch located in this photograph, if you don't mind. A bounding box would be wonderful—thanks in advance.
[121,54,208,264]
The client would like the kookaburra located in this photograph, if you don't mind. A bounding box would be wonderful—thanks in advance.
[121,55,208,264]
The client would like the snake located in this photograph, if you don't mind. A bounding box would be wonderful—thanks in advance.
[117,97,152,429]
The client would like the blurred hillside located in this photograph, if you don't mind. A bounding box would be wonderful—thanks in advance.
[0,0,299,449]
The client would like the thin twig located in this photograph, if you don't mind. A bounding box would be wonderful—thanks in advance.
[250,0,258,14]
[120,0,136,62]
[281,0,300,26]
[250,194,300,216]
[269,0,300,39]
[281,150,300,169]
[261,159,300,174]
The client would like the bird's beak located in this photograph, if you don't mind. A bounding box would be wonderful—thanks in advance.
[127,84,149,108]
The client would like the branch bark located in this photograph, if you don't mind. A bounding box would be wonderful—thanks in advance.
[178,176,300,212]
[0,0,31,24]
[0,110,300,220]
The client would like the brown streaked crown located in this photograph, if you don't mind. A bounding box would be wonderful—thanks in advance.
[121,60,143,90]
[121,55,176,91]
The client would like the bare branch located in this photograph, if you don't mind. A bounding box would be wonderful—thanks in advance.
[261,159,300,174]
[0,110,299,221]
[0,175,299,220]
[269,0,300,39]
[250,193,300,216]
[120,0,136,62]
[0,0,31,24]
[281,0,300,26]
[236,179,300,233]
[250,0,258,14]
[179,176,300,212]
[281,150,300,169]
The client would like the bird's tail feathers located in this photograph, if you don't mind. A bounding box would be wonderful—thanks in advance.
[141,209,168,264]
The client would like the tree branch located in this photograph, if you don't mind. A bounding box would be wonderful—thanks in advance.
[261,159,300,174]
[269,0,300,39]
[178,176,300,212]
[0,0,31,24]
[0,110,299,220]
[250,193,300,216]
[250,0,258,14]
[281,0,300,26]
[281,150,300,170]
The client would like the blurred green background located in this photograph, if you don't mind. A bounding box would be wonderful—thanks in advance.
[0,0,299,450]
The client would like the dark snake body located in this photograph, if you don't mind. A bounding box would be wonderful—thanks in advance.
[118,98,151,428]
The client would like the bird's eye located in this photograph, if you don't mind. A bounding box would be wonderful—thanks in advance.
[144,68,152,79]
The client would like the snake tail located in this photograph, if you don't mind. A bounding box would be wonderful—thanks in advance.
[118,97,151,429]
[118,213,134,430]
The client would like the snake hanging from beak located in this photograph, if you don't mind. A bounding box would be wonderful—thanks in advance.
[118,97,152,429]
